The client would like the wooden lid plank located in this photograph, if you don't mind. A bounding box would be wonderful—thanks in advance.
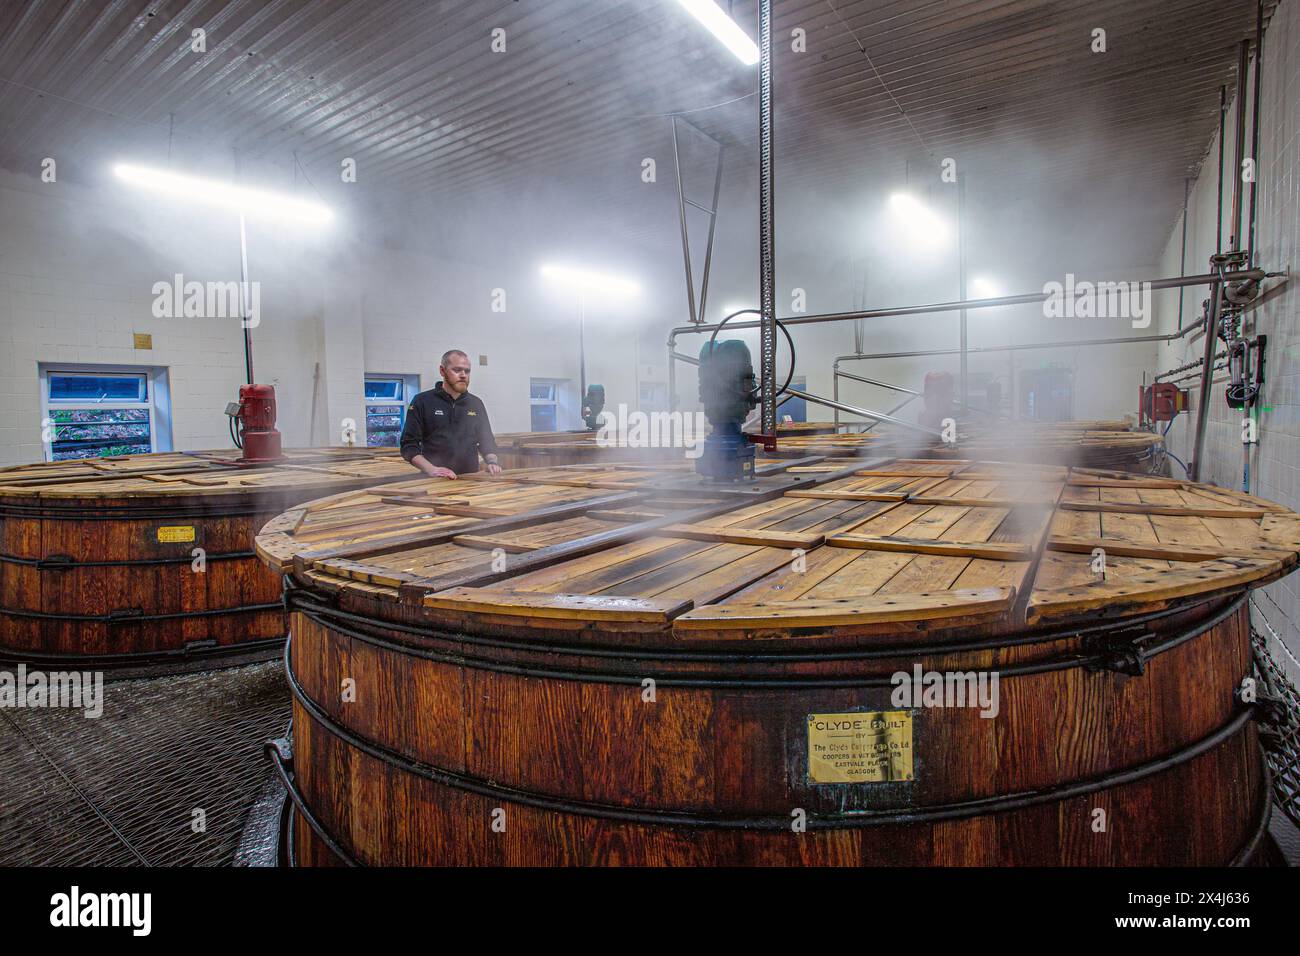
[423,587,691,622]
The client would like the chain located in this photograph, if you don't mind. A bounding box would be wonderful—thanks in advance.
[1248,599,1300,831]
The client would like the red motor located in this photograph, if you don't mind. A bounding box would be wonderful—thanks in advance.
[1138,382,1188,425]
[229,383,284,463]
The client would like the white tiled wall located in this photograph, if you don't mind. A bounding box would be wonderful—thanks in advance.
[1155,1,1300,677]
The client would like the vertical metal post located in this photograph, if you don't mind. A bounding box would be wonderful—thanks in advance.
[958,173,968,410]
[1217,86,1226,252]
[1230,40,1249,252]
[1189,276,1223,482]
[238,211,254,384]
[697,144,724,324]
[1247,2,1263,268]
[757,0,777,440]
[578,289,587,403]
[1178,178,1188,329]
[667,342,677,413]
[1008,351,1015,418]
[833,365,840,428]
[671,117,699,325]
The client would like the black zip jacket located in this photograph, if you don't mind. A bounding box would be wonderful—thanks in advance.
[399,382,499,474]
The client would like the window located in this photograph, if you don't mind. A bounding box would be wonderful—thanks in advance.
[41,366,171,461]
[530,380,558,432]
[365,374,418,447]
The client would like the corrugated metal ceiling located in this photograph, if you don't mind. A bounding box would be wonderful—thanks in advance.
[0,0,1266,268]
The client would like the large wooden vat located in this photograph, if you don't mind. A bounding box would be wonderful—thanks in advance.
[495,423,844,469]
[0,447,417,669]
[258,459,1297,865]
[775,421,1163,471]
[493,430,600,470]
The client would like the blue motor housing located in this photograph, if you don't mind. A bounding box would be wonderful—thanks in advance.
[696,339,758,481]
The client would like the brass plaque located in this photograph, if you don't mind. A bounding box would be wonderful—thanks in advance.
[156,525,196,544]
[807,711,913,784]
[133,332,153,350]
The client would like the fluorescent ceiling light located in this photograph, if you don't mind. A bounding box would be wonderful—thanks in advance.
[540,264,640,297]
[112,163,333,225]
[888,192,950,249]
[676,0,759,65]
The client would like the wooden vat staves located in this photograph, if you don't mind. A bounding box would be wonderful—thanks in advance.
[0,447,417,669]
[256,458,1299,865]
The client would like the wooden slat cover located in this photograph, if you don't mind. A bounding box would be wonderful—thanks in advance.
[0,447,415,499]
[1027,557,1285,623]
[253,458,1300,638]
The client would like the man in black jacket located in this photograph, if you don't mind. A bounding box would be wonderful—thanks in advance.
[399,349,502,479]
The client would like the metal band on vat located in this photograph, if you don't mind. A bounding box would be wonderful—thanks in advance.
[265,734,358,868]
[280,629,1262,835]
[0,601,282,625]
[285,588,1248,688]
[0,549,256,569]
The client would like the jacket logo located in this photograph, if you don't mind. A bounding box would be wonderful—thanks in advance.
[467,410,477,416]
[433,409,445,415]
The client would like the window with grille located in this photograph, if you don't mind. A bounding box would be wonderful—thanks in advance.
[529,379,560,432]
[365,375,418,446]
[42,368,164,461]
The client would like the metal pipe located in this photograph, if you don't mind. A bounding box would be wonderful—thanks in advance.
[1189,276,1225,481]
[863,393,922,430]
[833,361,840,429]
[670,116,698,325]
[780,386,941,436]
[238,211,253,384]
[831,321,1205,365]
[578,290,587,402]
[669,350,937,436]
[668,340,677,412]
[757,0,777,438]
[1166,363,1228,387]
[834,368,921,396]
[1248,2,1264,269]
[1218,85,1226,252]
[1178,178,1189,329]
[666,268,1267,340]
[1230,40,1249,252]
[958,174,968,408]
[697,144,724,324]
[1155,351,1227,382]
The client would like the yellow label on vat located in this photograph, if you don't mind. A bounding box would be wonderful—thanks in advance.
[807,711,913,784]
[156,525,196,544]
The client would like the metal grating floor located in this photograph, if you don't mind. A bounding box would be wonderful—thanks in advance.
[0,659,289,866]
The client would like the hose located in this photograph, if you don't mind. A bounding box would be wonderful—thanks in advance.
[707,308,797,404]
